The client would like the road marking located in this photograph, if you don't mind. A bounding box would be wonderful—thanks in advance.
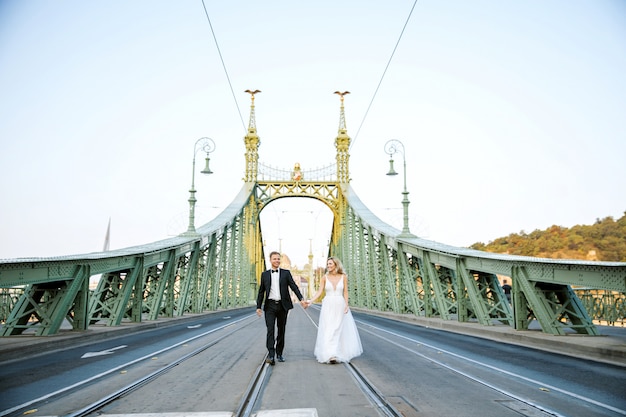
[361,323,626,416]
[81,345,128,358]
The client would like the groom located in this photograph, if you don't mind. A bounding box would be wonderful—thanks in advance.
[256,251,308,365]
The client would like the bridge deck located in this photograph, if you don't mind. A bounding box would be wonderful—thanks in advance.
[1,308,625,417]
[1,308,624,367]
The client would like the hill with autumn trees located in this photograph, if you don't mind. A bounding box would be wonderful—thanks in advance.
[469,212,626,262]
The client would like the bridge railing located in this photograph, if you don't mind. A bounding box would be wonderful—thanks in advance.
[257,162,336,182]
[575,289,626,327]
[334,185,626,335]
[2,287,623,327]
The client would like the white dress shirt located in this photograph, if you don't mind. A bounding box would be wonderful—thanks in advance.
[269,268,281,301]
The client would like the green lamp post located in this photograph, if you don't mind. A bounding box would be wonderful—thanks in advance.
[182,137,215,236]
[385,139,415,238]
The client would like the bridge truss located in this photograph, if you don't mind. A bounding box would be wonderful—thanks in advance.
[1,93,624,336]
[335,186,625,335]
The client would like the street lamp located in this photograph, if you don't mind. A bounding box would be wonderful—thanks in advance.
[384,139,415,238]
[181,137,215,236]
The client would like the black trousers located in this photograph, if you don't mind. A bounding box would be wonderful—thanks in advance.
[264,300,287,357]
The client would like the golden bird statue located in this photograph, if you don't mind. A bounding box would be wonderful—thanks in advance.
[245,89,261,104]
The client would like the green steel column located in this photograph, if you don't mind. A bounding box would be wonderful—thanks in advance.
[177,242,201,316]
[72,266,90,331]
[456,260,492,326]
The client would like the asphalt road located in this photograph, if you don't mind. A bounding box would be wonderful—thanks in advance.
[1,307,624,417]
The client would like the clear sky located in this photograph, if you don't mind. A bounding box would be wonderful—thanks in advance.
[1,1,625,268]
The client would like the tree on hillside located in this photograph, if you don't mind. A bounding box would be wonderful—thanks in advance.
[470,212,626,262]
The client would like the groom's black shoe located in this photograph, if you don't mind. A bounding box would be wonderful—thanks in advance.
[277,355,285,362]
[266,357,275,366]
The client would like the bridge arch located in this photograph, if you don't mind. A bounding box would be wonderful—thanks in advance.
[257,196,334,268]
[254,180,342,218]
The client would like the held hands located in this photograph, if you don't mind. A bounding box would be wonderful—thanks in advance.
[301,299,310,309]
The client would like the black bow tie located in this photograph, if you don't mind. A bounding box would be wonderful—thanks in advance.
[271,269,278,273]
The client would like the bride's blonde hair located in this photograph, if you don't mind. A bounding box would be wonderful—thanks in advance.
[327,256,345,274]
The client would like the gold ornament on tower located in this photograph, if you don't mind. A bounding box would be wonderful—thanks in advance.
[292,162,303,182]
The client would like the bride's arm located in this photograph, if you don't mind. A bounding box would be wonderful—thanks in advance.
[343,274,349,313]
[308,275,326,303]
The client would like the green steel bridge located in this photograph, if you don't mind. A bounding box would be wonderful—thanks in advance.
[1,94,625,337]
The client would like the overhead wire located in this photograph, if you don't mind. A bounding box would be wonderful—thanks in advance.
[200,0,247,132]
[351,0,419,150]
[200,0,418,140]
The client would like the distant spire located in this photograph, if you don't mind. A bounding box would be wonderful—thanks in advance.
[102,218,111,251]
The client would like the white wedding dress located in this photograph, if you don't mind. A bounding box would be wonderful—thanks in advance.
[314,275,363,363]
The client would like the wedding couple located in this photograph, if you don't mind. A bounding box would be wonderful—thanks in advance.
[256,252,362,365]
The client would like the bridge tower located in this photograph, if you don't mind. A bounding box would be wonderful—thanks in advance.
[237,90,353,300]
[334,91,351,184]
[243,89,261,183]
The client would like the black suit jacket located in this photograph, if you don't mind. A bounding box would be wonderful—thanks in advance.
[256,269,304,311]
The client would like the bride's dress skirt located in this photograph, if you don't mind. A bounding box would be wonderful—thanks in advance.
[314,294,363,363]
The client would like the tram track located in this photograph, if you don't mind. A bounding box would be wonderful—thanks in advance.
[358,324,562,417]
[1,314,260,417]
[207,306,404,417]
[3,308,623,417]
[64,328,251,417]
[232,355,272,417]
[356,318,626,417]
[301,306,404,417]
[65,353,274,417]
[344,362,404,417]
[229,354,405,417]
[4,306,403,417]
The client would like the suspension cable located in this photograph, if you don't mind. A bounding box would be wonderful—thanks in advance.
[200,0,247,132]
[351,0,419,149]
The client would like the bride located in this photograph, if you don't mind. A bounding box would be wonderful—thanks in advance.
[308,256,363,364]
